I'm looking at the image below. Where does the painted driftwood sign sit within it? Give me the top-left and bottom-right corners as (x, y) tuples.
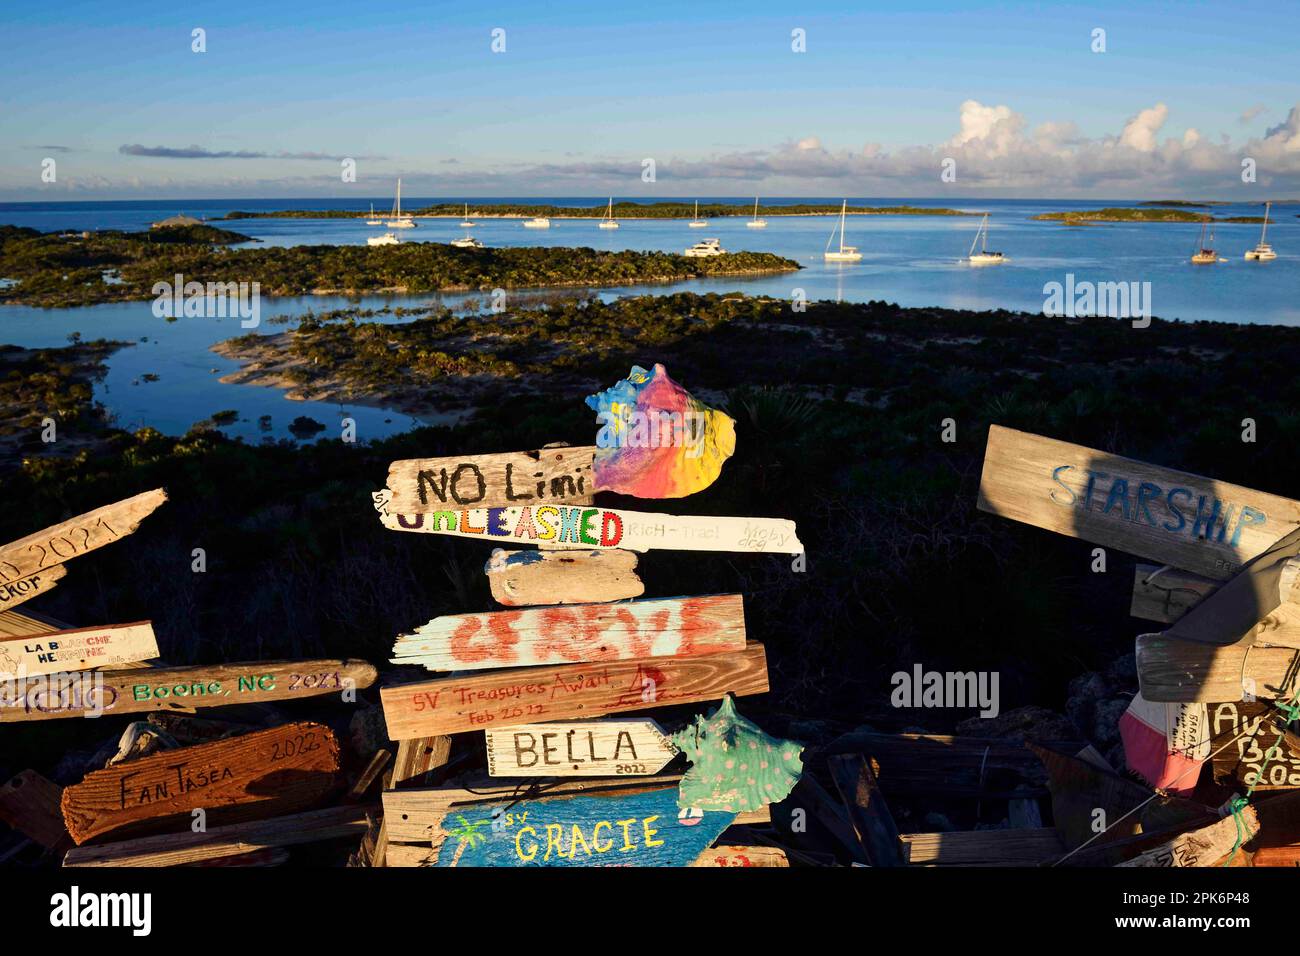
(484, 719), (679, 777)
(1116, 806), (1258, 867)
(485, 548), (644, 607)
(386, 445), (597, 512)
(0, 489), (167, 612)
(0, 622), (159, 679)
(1209, 701), (1300, 790)
(978, 426), (1300, 580)
(390, 594), (745, 671)
(428, 785), (734, 867)
(0, 658), (377, 722)
(1136, 633), (1300, 702)
(373, 489), (802, 555)
(61, 721), (341, 844)
(380, 642), (769, 740)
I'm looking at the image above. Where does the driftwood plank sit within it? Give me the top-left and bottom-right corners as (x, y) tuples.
(0, 608), (73, 638)
(386, 446), (598, 512)
(0, 770), (69, 849)
(978, 426), (1300, 580)
(373, 490), (803, 555)
(1131, 564), (1300, 647)
(0, 621), (159, 678)
(382, 773), (770, 844)
(900, 828), (1065, 866)
(1208, 701), (1300, 790)
(0, 489), (167, 612)
(486, 548), (644, 607)
(1136, 633), (1300, 702)
(391, 594), (746, 671)
(390, 736), (453, 788)
(0, 658), (377, 722)
(380, 642), (769, 740)
(61, 721), (341, 845)
(61, 804), (372, 867)
(828, 754), (904, 867)
(1117, 807), (1259, 867)
(484, 719), (679, 777)
(691, 845), (790, 867)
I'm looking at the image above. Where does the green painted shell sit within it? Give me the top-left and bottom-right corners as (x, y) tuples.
(670, 694), (804, 812)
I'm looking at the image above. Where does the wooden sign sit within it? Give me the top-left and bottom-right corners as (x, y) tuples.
(1117, 806), (1259, 867)
(1131, 564), (1300, 648)
(0, 489), (167, 612)
(978, 426), (1300, 580)
(484, 719), (679, 777)
(391, 594), (746, 671)
(61, 721), (341, 844)
(0, 770), (68, 849)
(0, 658), (377, 722)
(386, 446), (598, 512)
(380, 642), (769, 740)
(373, 489), (802, 555)
(1209, 701), (1300, 790)
(1136, 633), (1300, 702)
(0, 622), (159, 679)
(427, 785), (734, 867)
(693, 845), (790, 867)
(486, 548), (644, 606)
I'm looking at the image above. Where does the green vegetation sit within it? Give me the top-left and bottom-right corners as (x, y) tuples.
(1035, 207), (1216, 223)
(221, 201), (975, 220)
(0, 226), (799, 307)
(0, 339), (127, 460)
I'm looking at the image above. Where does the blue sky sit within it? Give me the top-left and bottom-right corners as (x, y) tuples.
(3, 0), (1299, 199)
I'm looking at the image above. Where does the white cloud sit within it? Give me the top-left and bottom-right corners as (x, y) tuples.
(796, 137), (822, 151)
(1118, 103), (1168, 152)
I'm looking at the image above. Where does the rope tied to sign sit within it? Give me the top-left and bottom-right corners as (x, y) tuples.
(1219, 691), (1300, 866)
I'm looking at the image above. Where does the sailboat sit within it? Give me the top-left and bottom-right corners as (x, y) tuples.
(459, 203), (476, 228)
(365, 203), (382, 226)
(599, 197), (619, 230)
(747, 196), (767, 228)
(824, 200), (862, 262)
(1244, 202), (1277, 261)
(689, 200), (708, 228)
(386, 179), (416, 229)
(967, 213), (1004, 264)
(1191, 218), (1221, 264)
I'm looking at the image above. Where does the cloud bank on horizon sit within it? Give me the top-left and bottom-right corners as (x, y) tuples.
(14, 98), (1300, 200)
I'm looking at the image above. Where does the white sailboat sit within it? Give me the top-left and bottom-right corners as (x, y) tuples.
(1244, 202), (1277, 261)
(747, 196), (767, 228)
(386, 179), (416, 229)
(1191, 218), (1221, 264)
(824, 200), (862, 262)
(689, 200), (708, 228)
(367, 232), (400, 246)
(365, 203), (382, 226)
(967, 213), (1004, 264)
(459, 203), (476, 228)
(599, 197), (619, 230)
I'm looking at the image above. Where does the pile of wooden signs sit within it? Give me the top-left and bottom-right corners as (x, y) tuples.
(372, 364), (808, 867)
(977, 424), (1300, 866)
(0, 494), (381, 866)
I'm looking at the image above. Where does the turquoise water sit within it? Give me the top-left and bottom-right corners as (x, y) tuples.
(1, 197), (1296, 442)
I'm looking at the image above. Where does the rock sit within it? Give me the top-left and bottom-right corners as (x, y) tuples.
(1105, 653), (1138, 689)
(1092, 698), (1130, 748)
(956, 705), (1076, 742)
(348, 705), (389, 761)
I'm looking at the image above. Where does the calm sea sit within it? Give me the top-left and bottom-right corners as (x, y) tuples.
(1, 197), (1295, 443)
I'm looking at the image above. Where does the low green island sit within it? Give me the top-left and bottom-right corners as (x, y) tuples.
(0, 225), (800, 308)
(1035, 207), (1268, 224)
(220, 201), (976, 220)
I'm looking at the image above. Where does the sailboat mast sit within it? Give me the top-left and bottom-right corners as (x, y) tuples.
(1262, 202), (1271, 243)
(840, 200), (847, 253)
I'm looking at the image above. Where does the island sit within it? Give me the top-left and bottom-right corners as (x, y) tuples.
(1034, 207), (1268, 224)
(219, 201), (976, 220)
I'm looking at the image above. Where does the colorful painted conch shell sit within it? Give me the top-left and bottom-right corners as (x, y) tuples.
(585, 364), (736, 499)
(670, 694), (804, 813)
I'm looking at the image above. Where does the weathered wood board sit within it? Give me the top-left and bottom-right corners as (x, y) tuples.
(0, 489), (167, 612)
(1116, 806), (1259, 867)
(426, 785), (734, 867)
(691, 845), (790, 867)
(380, 642), (769, 740)
(1131, 565), (1300, 648)
(978, 426), (1300, 580)
(61, 721), (341, 844)
(0, 658), (377, 722)
(381, 774), (771, 846)
(61, 804), (372, 867)
(0, 608), (73, 639)
(1136, 633), (1300, 702)
(391, 594), (746, 671)
(900, 828), (1065, 866)
(0, 770), (68, 849)
(486, 548), (644, 607)
(386, 446), (598, 512)
(484, 719), (679, 777)
(0, 621), (159, 678)
(1209, 701), (1300, 790)
(373, 489), (802, 555)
